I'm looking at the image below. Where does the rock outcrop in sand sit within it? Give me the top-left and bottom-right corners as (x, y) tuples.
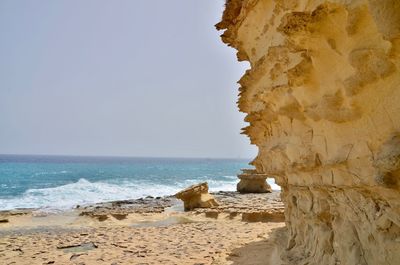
(175, 182), (219, 211)
(217, 0), (400, 264)
(237, 168), (272, 193)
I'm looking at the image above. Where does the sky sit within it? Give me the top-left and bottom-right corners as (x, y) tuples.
(0, 0), (257, 159)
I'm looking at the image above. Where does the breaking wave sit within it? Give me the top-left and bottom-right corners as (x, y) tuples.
(0, 177), (280, 211)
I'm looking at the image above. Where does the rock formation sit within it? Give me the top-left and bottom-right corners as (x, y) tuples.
(194, 191), (285, 222)
(78, 196), (175, 221)
(237, 168), (272, 193)
(175, 182), (219, 211)
(217, 0), (400, 264)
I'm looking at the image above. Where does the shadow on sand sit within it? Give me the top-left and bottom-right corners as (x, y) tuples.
(226, 226), (287, 265)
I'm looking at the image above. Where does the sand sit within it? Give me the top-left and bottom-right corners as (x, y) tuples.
(0, 192), (286, 265)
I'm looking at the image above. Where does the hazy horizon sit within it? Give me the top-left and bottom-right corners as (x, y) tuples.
(0, 153), (253, 160)
(0, 0), (257, 159)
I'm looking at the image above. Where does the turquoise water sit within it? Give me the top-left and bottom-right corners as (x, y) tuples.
(0, 155), (280, 211)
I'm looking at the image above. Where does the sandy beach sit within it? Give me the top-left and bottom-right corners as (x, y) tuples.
(0, 191), (285, 265)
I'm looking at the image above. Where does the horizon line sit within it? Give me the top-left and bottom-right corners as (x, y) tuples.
(0, 153), (254, 161)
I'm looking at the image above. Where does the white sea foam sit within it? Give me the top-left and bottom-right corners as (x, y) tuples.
(0, 177), (280, 211)
(267, 178), (281, 191)
(32, 170), (70, 177)
(0, 179), (178, 211)
(179, 176), (281, 192)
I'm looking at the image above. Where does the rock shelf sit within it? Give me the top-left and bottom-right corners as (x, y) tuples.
(237, 169), (272, 193)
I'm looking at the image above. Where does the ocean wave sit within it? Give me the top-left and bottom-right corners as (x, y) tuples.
(178, 177), (238, 191)
(178, 176), (280, 192)
(0, 178), (178, 211)
(32, 170), (70, 177)
(220, 175), (238, 180)
(0, 177), (280, 211)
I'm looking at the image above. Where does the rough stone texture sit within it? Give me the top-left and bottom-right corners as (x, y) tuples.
(237, 169), (272, 193)
(217, 0), (400, 264)
(175, 182), (219, 211)
(195, 191), (284, 222)
(79, 196), (176, 221)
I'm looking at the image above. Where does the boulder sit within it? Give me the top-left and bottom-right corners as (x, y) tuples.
(237, 169), (272, 193)
(175, 182), (219, 211)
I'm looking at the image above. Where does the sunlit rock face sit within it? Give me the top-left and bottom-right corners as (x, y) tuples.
(217, 0), (400, 264)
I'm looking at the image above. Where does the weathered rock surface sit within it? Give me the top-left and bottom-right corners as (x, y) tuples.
(237, 168), (272, 193)
(195, 191), (285, 222)
(72, 191), (284, 223)
(79, 196), (176, 221)
(217, 0), (400, 264)
(175, 182), (219, 211)
(70, 191), (285, 223)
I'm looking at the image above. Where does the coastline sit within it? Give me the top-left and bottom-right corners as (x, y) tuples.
(0, 191), (286, 264)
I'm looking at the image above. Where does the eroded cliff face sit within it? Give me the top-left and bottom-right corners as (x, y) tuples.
(217, 0), (400, 264)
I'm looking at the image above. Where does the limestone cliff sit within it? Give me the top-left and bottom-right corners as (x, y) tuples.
(217, 0), (400, 264)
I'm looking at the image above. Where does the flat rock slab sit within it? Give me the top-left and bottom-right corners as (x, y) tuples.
(237, 173), (270, 180)
(79, 196), (177, 220)
(76, 191), (283, 221)
(194, 191), (284, 222)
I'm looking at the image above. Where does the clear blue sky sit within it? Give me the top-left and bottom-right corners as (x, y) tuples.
(0, 0), (256, 158)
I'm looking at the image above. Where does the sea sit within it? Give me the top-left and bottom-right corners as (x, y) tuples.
(0, 155), (280, 212)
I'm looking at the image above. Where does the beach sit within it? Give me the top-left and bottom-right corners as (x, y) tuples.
(0, 191), (285, 265)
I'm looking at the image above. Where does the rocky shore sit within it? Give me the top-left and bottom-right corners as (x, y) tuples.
(0, 191), (285, 265)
